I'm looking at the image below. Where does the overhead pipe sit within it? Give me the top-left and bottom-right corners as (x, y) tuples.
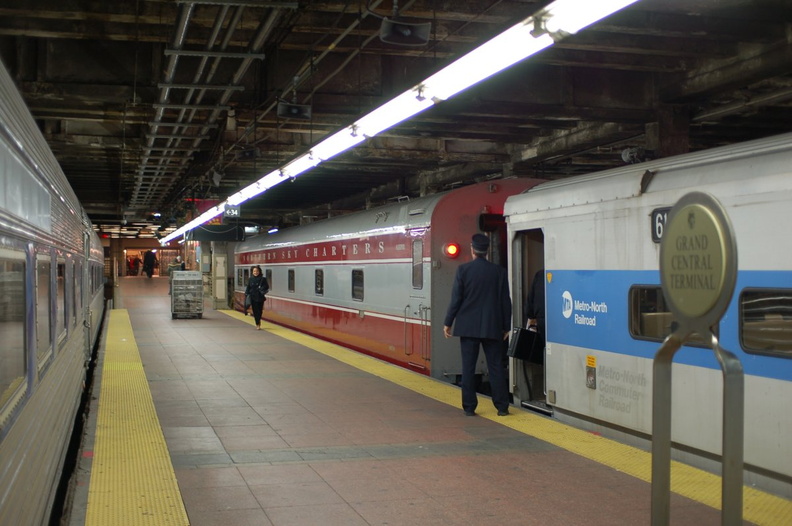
(227, 0), (392, 154)
(130, 2), (193, 209)
(155, 7), (288, 212)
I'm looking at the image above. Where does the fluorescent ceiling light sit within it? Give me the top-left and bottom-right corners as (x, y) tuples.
(311, 128), (366, 161)
(354, 89), (436, 137)
(422, 29), (554, 102)
(281, 154), (321, 179)
(161, 0), (641, 245)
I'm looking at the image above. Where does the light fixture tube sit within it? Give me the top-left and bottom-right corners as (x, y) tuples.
(161, 205), (224, 244)
(422, 25), (554, 102)
(354, 89), (435, 137)
(311, 127), (366, 161)
(280, 153), (320, 179)
(164, 0), (642, 243)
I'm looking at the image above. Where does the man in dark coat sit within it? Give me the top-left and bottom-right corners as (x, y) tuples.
(142, 250), (157, 278)
(525, 268), (545, 335)
(443, 233), (512, 416)
(523, 268), (546, 364)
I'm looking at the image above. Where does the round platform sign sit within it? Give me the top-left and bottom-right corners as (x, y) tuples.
(659, 192), (737, 324)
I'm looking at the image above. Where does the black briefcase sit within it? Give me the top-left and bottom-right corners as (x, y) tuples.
(507, 327), (544, 364)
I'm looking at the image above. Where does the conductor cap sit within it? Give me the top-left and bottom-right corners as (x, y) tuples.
(471, 233), (489, 252)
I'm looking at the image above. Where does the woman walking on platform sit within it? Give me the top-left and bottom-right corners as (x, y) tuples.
(245, 265), (269, 330)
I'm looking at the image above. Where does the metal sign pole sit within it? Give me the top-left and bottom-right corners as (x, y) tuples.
(712, 337), (744, 525)
(654, 192), (742, 525)
(650, 335), (681, 525)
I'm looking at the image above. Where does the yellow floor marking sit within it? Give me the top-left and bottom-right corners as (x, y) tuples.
(86, 309), (189, 526)
(224, 309), (791, 525)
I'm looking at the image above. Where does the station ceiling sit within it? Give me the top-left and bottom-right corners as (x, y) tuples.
(1, 0), (791, 239)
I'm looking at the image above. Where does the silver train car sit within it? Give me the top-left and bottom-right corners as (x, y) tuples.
(0, 59), (105, 524)
(234, 179), (541, 382)
(505, 133), (792, 495)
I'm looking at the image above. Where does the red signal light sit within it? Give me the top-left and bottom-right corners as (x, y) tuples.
(444, 242), (461, 258)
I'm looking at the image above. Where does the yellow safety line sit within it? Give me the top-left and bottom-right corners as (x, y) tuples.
(224, 309), (791, 526)
(86, 310), (189, 526)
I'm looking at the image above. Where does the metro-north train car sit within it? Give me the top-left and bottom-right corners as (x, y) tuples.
(234, 178), (542, 382)
(0, 59), (106, 524)
(505, 133), (792, 494)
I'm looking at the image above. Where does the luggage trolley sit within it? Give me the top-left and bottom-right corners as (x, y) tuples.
(170, 270), (203, 319)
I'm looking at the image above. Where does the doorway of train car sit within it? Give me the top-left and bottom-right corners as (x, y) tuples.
(472, 214), (510, 399)
(512, 228), (550, 414)
(405, 235), (430, 372)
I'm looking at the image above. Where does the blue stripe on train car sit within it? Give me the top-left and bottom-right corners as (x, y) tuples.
(545, 269), (792, 381)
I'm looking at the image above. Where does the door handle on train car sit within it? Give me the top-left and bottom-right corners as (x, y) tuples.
(419, 304), (430, 360)
(403, 305), (413, 355)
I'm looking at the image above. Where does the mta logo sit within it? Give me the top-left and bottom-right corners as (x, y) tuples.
(562, 291), (573, 319)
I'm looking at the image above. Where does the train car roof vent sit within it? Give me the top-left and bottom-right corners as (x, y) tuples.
(408, 208), (426, 216)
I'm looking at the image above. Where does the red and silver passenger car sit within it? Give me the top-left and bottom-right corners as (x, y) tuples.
(234, 179), (541, 382)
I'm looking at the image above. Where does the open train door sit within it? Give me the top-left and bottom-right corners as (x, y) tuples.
(511, 228), (552, 415)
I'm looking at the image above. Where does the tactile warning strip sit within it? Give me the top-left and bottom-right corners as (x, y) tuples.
(86, 309), (189, 526)
(224, 309), (792, 526)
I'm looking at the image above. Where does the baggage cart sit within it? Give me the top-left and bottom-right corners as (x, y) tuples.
(170, 270), (203, 319)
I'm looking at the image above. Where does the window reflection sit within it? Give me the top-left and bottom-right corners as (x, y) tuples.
(37, 258), (51, 363)
(56, 261), (65, 339)
(412, 240), (423, 290)
(630, 286), (673, 340)
(315, 269), (324, 296)
(352, 269), (364, 301)
(741, 288), (792, 356)
(0, 255), (25, 411)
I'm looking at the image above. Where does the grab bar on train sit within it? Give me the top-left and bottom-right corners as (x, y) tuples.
(419, 304), (430, 360)
(403, 305), (413, 355)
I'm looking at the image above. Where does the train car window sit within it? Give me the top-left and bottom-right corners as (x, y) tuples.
(71, 261), (77, 329)
(288, 269), (295, 292)
(412, 240), (423, 290)
(352, 269), (364, 301)
(36, 257), (52, 365)
(0, 253), (26, 414)
(265, 269), (272, 291)
(103, 254), (111, 282)
(629, 286), (673, 341)
(237, 267), (244, 289)
(629, 285), (707, 345)
(740, 288), (792, 357)
(56, 260), (66, 342)
(243, 267), (250, 287)
(75, 260), (82, 321)
(315, 269), (324, 296)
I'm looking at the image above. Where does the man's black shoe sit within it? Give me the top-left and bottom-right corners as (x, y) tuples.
(464, 411), (476, 416)
(497, 409), (509, 416)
